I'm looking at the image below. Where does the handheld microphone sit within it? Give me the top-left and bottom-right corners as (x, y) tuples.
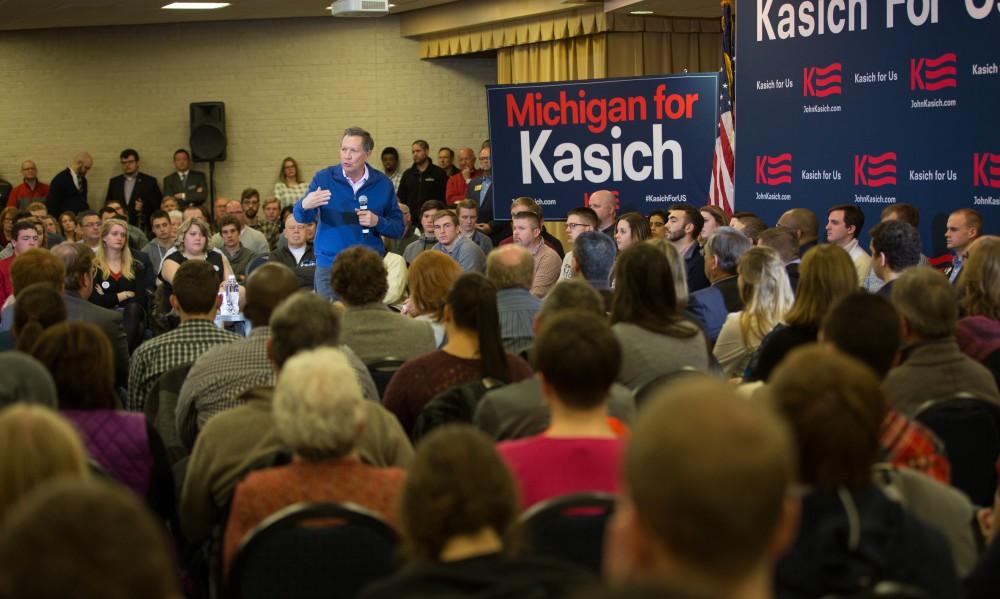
(359, 195), (369, 237)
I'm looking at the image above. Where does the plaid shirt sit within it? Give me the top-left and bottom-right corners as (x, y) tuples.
(250, 219), (281, 252)
(880, 409), (951, 484)
(128, 319), (240, 412)
(175, 326), (274, 441)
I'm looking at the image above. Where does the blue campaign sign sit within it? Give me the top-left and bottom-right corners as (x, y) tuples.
(486, 73), (719, 220)
(735, 0), (1000, 255)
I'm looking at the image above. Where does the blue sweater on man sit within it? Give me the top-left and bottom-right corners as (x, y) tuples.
(293, 164), (404, 268)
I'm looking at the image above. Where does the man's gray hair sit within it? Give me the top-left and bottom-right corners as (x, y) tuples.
(706, 226), (752, 273)
(891, 266), (958, 339)
(573, 231), (616, 285)
(537, 280), (606, 324)
(343, 126), (374, 153)
(269, 291), (342, 369)
(274, 347), (365, 460)
(486, 245), (533, 290)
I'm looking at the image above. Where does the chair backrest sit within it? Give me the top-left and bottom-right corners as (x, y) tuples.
(410, 377), (504, 443)
(914, 393), (1000, 507)
(144, 361), (194, 464)
(517, 491), (615, 575)
(230, 501), (399, 599)
(366, 357), (405, 401)
(633, 367), (702, 408)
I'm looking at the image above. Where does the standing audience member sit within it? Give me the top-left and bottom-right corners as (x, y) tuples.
(333, 246), (436, 363)
(683, 226), (751, 344)
(611, 243), (708, 390)
(381, 147), (402, 192)
(128, 260), (241, 412)
(714, 246), (793, 379)
(486, 245), (541, 356)
(105, 148), (162, 230)
(498, 311), (625, 507)
(7, 160), (49, 210)
(404, 250), (462, 347)
(613, 212), (652, 252)
(437, 147), (459, 178)
(746, 244), (856, 382)
(445, 147), (480, 204)
(31, 322), (175, 525)
(383, 274), (533, 435)
(464, 144), (495, 237)
(274, 157), (310, 208)
(665, 203), (710, 292)
(91, 219), (149, 353)
(946, 207), (983, 284)
(957, 236), (1000, 387)
(884, 266), (1000, 415)
(223, 347), (407, 576)
(162, 148), (207, 208)
(360, 426), (590, 599)
(397, 140), (448, 218)
(46, 152), (93, 217)
(769, 346), (961, 599)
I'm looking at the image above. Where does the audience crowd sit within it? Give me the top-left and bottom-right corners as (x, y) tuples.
(1, 141), (998, 599)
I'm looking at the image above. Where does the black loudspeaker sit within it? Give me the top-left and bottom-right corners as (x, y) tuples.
(190, 102), (227, 162)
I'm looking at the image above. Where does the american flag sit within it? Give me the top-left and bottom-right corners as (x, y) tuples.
(708, 0), (735, 216)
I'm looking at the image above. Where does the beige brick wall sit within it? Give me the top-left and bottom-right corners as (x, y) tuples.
(0, 16), (496, 204)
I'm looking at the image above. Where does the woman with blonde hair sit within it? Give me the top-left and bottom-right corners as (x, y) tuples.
(645, 237), (690, 308)
(92, 218), (149, 352)
(714, 245), (794, 378)
(405, 250), (463, 347)
(957, 236), (1000, 386)
(158, 217), (234, 321)
(747, 243), (857, 381)
(274, 156), (310, 208)
(0, 404), (90, 517)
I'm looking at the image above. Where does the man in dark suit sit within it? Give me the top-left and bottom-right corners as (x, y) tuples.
(106, 149), (162, 232)
(684, 226), (750, 345)
(465, 143), (497, 243)
(46, 151), (93, 217)
(398, 139), (448, 219)
(162, 149), (208, 209)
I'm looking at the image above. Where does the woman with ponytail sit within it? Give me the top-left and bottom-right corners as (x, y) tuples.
(8, 282), (67, 352)
(383, 273), (533, 435)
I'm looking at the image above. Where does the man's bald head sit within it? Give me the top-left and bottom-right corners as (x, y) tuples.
(486, 244), (533, 290)
(243, 263), (301, 327)
(71, 152), (93, 176)
(588, 190), (617, 229)
(778, 208), (818, 245)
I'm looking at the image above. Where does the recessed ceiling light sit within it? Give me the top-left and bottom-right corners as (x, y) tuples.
(162, 2), (231, 9)
(629, 10), (654, 15)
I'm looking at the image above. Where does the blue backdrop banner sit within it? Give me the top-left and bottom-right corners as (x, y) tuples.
(735, 0), (1000, 255)
(486, 73), (719, 220)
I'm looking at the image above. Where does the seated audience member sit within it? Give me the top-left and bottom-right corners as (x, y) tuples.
(512, 211), (561, 297)
(223, 347), (407, 575)
(758, 226), (801, 291)
(75, 210), (102, 252)
(778, 207), (820, 257)
(826, 203), (872, 284)
(209, 199), (269, 257)
(822, 292), (950, 482)
(384, 201), (419, 257)
(611, 243), (708, 390)
(714, 246), (793, 379)
(267, 212), (316, 289)
(404, 250), (462, 347)
(497, 311), (625, 508)
(100, 200), (148, 250)
(216, 215), (256, 284)
(869, 219), (922, 298)
(128, 260), (241, 412)
(769, 346), (962, 599)
(698, 204), (728, 244)
(604, 378), (797, 598)
(571, 230), (616, 308)
(646, 239), (691, 312)
(486, 245), (541, 355)
(0, 247), (63, 330)
(4, 281), (66, 357)
(665, 203), (710, 292)
(58, 211), (77, 241)
(731, 213), (767, 244)
(253, 196), (282, 251)
(333, 246), (436, 363)
(360, 426), (590, 599)
(176, 263), (300, 439)
(159, 218), (234, 318)
(0, 404), (90, 517)
(863, 203), (928, 292)
(383, 274), (533, 435)
(240, 188), (279, 251)
(956, 236), (1000, 387)
(560, 207), (598, 280)
(432, 209), (486, 273)
(647, 210), (667, 238)
(180, 291), (405, 544)
(404, 200), (445, 264)
(0, 220), (42, 309)
(31, 322), (175, 525)
(614, 212), (652, 252)
(0, 479), (182, 599)
(588, 189), (617, 237)
(49, 244), (130, 389)
(683, 226), (751, 344)
(383, 250), (408, 305)
(497, 197), (565, 258)
(946, 207), (982, 284)
(142, 210), (175, 270)
(0, 350), (58, 407)
(476, 280), (635, 441)
(91, 218), (150, 353)
(885, 267), (1000, 414)
(746, 244), (857, 382)
(456, 199), (494, 255)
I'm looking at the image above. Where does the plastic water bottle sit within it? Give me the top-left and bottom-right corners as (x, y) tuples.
(223, 275), (239, 315)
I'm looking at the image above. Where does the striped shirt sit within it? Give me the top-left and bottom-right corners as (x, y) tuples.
(496, 288), (541, 355)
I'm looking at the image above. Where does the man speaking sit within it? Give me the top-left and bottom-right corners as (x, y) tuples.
(294, 126), (403, 299)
